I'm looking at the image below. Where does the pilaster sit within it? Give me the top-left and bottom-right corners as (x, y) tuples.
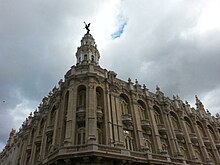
(87, 83), (97, 144)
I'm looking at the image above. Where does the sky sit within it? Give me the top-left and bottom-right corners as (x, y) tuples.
(0, 0), (220, 151)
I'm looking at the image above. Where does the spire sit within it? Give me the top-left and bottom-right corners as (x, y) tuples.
(195, 95), (205, 111)
(75, 23), (100, 65)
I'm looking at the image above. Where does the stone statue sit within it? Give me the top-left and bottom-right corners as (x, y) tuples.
(84, 21), (90, 33)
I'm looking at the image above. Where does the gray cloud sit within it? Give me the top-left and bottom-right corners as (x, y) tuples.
(1, 0), (220, 150)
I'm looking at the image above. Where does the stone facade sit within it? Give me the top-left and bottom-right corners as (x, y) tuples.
(1, 31), (220, 165)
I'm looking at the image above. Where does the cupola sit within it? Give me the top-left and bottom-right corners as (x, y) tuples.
(75, 23), (100, 65)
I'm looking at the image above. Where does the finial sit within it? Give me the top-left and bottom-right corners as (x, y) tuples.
(135, 79), (138, 84)
(128, 77), (131, 83)
(84, 22), (91, 34)
(176, 95), (180, 100)
(156, 85), (160, 91)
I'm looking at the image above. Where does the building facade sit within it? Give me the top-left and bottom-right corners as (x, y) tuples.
(1, 30), (220, 165)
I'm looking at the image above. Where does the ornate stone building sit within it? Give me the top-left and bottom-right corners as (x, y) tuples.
(1, 29), (220, 165)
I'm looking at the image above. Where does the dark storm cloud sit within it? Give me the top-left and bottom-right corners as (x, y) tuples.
(103, 0), (220, 113)
(0, 0), (104, 149)
(1, 0), (220, 151)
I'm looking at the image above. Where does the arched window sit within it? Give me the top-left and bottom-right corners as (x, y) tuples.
(197, 122), (206, 137)
(84, 54), (87, 61)
(97, 128), (103, 144)
(92, 55), (94, 61)
(38, 119), (44, 135)
(137, 100), (147, 121)
(170, 112), (180, 130)
(30, 129), (35, 144)
(153, 106), (162, 124)
(208, 125), (216, 141)
(120, 95), (130, 115)
(77, 86), (86, 108)
(96, 87), (103, 108)
(50, 107), (56, 126)
(124, 130), (133, 150)
(143, 139), (152, 152)
(45, 135), (53, 155)
(184, 117), (194, 133)
(76, 128), (85, 145)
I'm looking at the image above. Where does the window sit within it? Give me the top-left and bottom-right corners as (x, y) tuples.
(78, 89), (86, 107)
(84, 54), (87, 61)
(92, 55), (94, 61)
(38, 119), (44, 135)
(124, 130), (134, 150)
(154, 111), (161, 124)
(76, 128), (85, 145)
(50, 107), (56, 126)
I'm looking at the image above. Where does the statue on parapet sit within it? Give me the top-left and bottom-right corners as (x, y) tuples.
(84, 21), (90, 33)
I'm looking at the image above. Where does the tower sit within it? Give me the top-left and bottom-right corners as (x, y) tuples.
(76, 32), (100, 65)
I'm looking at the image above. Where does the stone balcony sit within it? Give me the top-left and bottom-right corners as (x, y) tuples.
(97, 106), (103, 123)
(157, 124), (167, 135)
(189, 133), (198, 143)
(174, 129), (184, 139)
(46, 125), (54, 136)
(202, 137), (211, 146)
(76, 106), (86, 122)
(26, 144), (32, 153)
(215, 141), (220, 149)
(34, 135), (42, 145)
(122, 114), (133, 126)
(141, 119), (151, 130)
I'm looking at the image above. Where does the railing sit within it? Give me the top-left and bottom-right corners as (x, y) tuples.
(141, 119), (151, 130)
(34, 135), (42, 145)
(121, 114), (132, 125)
(157, 124), (167, 134)
(174, 129), (184, 139)
(46, 125), (54, 135)
(189, 133), (198, 143)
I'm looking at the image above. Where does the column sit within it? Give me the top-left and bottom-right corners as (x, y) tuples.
(115, 96), (124, 145)
(64, 88), (74, 145)
(193, 121), (209, 162)
(148, 104), (162, 153)
(164, 112), (179, 156)
(179, 117), (196, 160)
(87, 83), (97, 144)
(106, 92), (114, 146)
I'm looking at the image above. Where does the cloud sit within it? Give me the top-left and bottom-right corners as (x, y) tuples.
(111, 15), (128, 39)
(1, 0), (220, 151)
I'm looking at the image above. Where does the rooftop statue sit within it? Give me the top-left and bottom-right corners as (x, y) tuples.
(84, 21), (90, 34)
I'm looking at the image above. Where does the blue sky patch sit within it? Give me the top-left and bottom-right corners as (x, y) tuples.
(111, 21), (127, 39)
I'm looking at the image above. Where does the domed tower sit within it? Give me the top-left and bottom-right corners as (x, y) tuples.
(75, 31), (100, 65)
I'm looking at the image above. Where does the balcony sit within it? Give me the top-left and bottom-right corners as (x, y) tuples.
(174, 129), (184, 139)
(157, 124), (167, 135)
(34, 135), (42, 145)
(122, 114), (133, 126)
(26, 144), (32, 153)
(97, 106), (103, 123)
(76, 106), (86, 122)
(141, 119), (151, 130)
(215, 141), (220, 149)
(189, 133), (198, 143)
(202, 137), (211, 146)
(46, 125), (54, 136)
